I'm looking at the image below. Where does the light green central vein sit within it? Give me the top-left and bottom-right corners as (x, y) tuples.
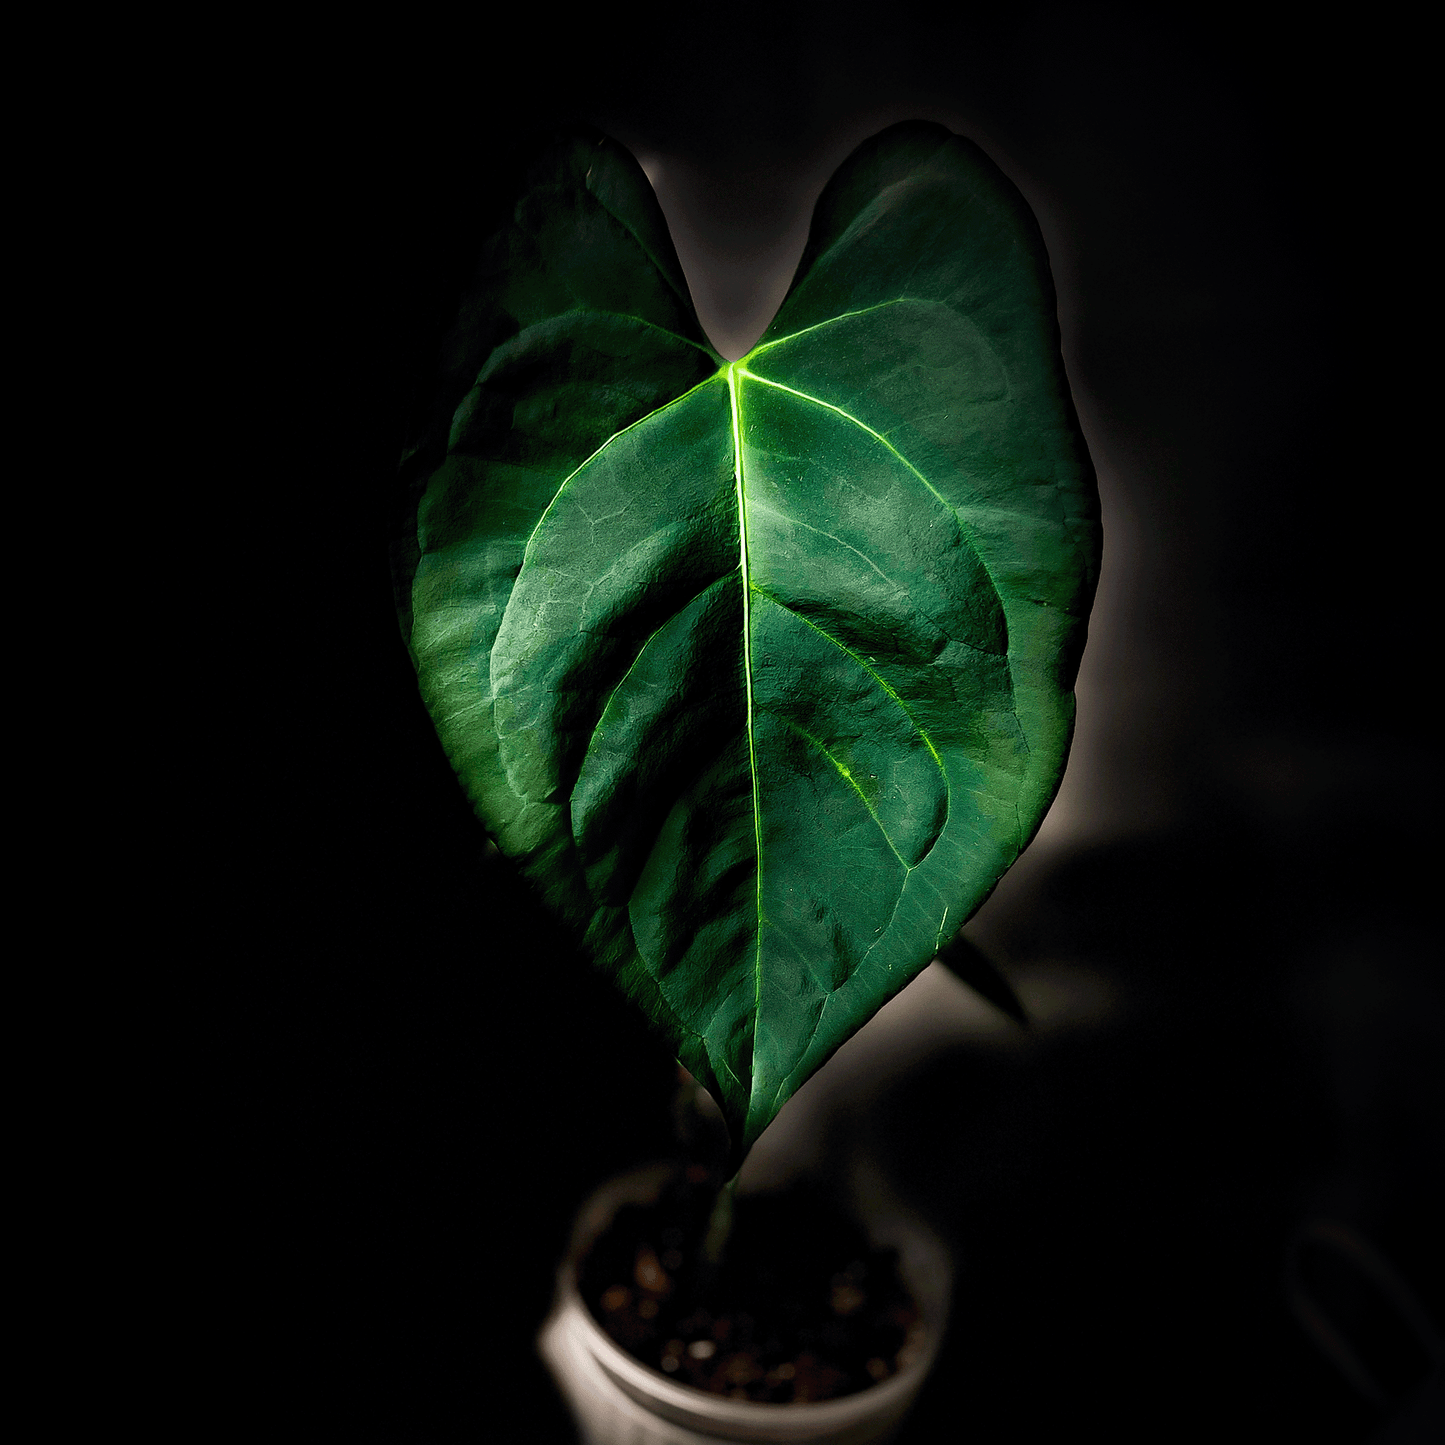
(738, 369), (960, 523)
(728, 361), (765, 1119)
(781, 719), (911, 870)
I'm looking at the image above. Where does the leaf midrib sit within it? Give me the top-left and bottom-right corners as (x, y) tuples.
(727, 360), (766, 1125)
(501, 304), (976, 1134)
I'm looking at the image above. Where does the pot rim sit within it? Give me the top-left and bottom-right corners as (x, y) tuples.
(555, 1161), (951, 1430)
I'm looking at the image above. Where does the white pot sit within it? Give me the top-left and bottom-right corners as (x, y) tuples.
(538, 1163), (952, 1445)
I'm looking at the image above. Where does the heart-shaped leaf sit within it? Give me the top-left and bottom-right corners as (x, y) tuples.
(397, 121), (1099, 1164)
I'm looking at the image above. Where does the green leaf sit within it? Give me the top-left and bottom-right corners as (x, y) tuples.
(398, 122), (1099, 1164)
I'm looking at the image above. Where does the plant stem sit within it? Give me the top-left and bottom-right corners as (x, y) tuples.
(699, 1172), (738, 1275)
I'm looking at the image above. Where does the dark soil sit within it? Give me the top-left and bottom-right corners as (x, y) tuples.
(578, 1168), (925, 1404)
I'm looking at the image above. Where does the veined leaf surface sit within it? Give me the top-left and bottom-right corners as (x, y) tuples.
(398, 121), (1100, 1160)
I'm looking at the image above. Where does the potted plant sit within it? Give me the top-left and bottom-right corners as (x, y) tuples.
(392, 117), (1099, 1442)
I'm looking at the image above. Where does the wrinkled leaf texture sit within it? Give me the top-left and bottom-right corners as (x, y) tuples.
(397, 121), (1099, 1163)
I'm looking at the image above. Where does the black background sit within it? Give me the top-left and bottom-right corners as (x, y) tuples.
(231, 6), (1439, 1440)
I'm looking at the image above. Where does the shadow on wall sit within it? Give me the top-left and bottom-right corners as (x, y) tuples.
(743, 805), (1440, 1440)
